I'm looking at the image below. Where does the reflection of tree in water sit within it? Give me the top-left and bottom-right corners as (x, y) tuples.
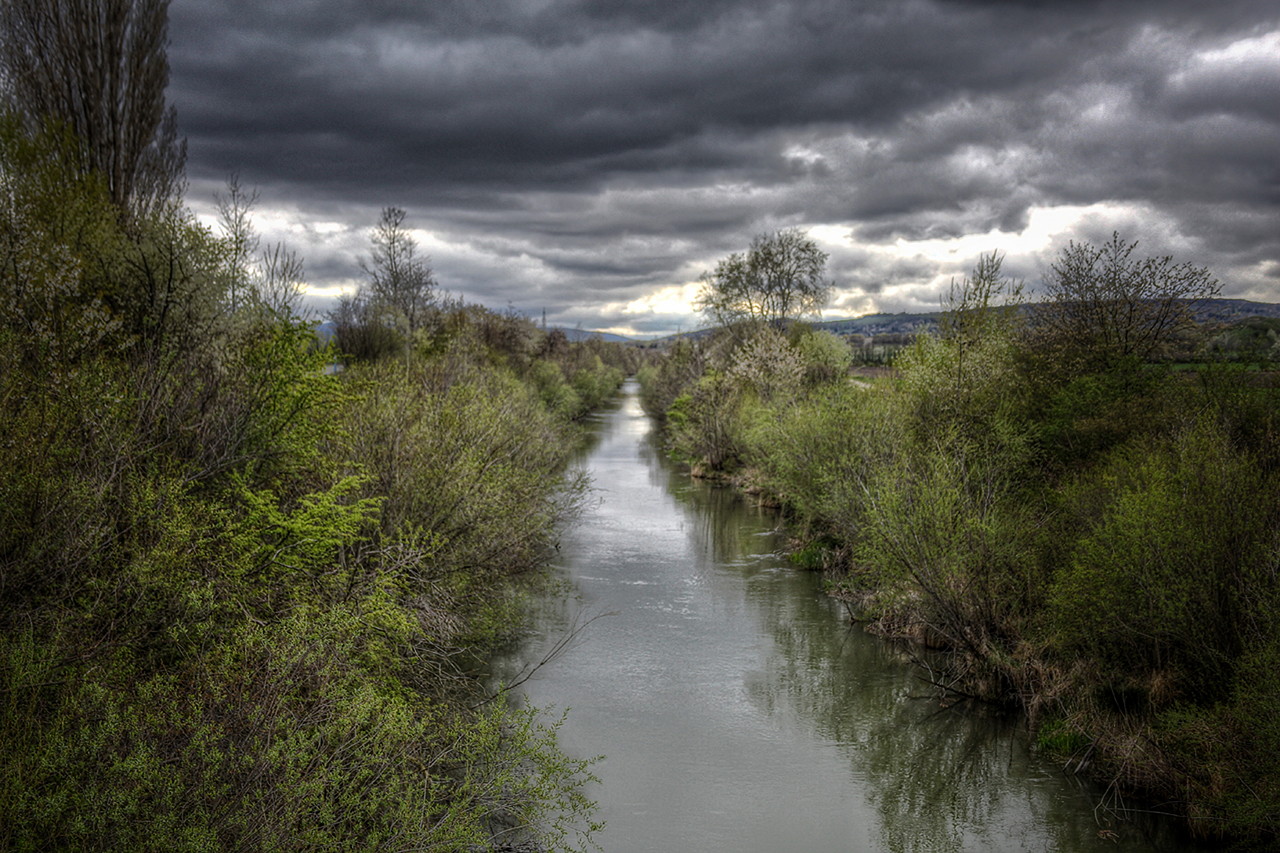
(481, 584), (579, 703)
(657, 464), (1196, 851)
(569, 393), (629, 462)
(743, 591), (1197, 852)
(664, 467), (785, 568)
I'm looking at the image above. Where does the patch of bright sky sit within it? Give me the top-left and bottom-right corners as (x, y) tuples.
(890, 204), (1105, 262)
(784, 144), (826, 166)
(1189, 29), (1280, 69)
(621, 282), (703, 318)
(312, 221), (350, 235)
(817, 202), (1156, 314)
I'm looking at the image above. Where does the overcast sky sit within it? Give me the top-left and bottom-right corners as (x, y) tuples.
(168, 0), (1279, 337)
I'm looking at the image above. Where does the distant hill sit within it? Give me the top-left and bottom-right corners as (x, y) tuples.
(315, 319), (337, 348)
(321, 300), (1280, 351)
(643, 299), (1280, 346)
(1190, 298), (1280, 324)
(810, 299), (1280, 337)
(641, 312), (941, 345)
(812, 312), (941, 337)
(551, 327), (635, 343)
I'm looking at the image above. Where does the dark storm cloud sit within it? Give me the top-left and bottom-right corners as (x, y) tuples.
(168, 0), (1279, 334)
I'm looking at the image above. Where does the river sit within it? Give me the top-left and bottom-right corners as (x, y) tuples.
(487, 379), (1202, 853)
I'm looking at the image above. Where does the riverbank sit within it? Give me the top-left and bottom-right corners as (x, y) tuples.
(637, 304), (1280, 848)
(0, 298), (634, 850)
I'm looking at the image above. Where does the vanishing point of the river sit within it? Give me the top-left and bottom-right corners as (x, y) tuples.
(488, 380), (1202, 853)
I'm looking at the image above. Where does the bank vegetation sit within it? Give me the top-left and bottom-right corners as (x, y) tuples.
(0, 105), (643, 852)
(640, 236), (1280, 848)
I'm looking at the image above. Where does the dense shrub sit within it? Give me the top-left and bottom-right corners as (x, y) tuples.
(793, 327), (852, 387)
(1049, 420), (1273, 701)
(0, 187), (604, 851)
(746, 383), (901, 547)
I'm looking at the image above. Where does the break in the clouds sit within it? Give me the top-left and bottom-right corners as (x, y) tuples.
(169, 0), (1279, 336)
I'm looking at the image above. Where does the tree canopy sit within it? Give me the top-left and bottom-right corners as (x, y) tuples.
(1030, 232), (1221, 373)
(696, 227), (831, 329)
(0, 0), (185, 219)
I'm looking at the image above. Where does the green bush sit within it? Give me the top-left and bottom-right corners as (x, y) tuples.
(856, 425), (1040, 665)
(0, 313), (601, 850)
(0, 616), (600, 852)
(665, 371), (742, 472)
(793, 328), (852, 387)
(1049, 419), (1272, 701)
(341, 358), (586, 578)
(746, 382), (902, 546)
(637, 337), (706, 422)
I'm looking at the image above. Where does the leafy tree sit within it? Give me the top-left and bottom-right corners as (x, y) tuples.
(329, 207), (438, 363)
(793, 328), (852, 387)
(1049, 420), (1270, 701)
(696, 227), (830, 330)
(636, 336), (708, 422)
(0, 0), (186, 219)
(0, 112), (125, 369)
(902, 250), (1027, 441)
(938, 251), (1024, 348)
(728, 324), (803, 401)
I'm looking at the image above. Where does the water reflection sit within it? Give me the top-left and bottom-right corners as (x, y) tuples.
(489, 381), (1202, 853)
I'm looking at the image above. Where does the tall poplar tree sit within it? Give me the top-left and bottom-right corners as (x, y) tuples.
(0, 0), (185, 219)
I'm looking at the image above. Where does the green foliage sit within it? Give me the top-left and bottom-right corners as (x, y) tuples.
(0, 112), (228, 365)
(530, 357), (584, 419)
(0, 30), (610, 851)
(1035, 717), (1090, 758)
(0, 139), (605, 849)
(340, 358), (587, 585)
(746, 382), (902, 548)
(0, 328), (604, 850)
(789, 536), (842, 572)
(857, 426), (1041, 664)
(1219, 639), (1280, 840)
(526, 353), (624, 421)
(0, 619), (601, 852)
(793, 328), (852, 387)
(569, 355), (624, 412)
(695, 227), (831, 329)
(897, 251), (1027, 446)
(637, 337), (706, 422)
(728, 324), (803, 402)
(1049, 420), (1272, 701)
(665, 371), (742, 472)
(1208, 316), (1280, 364)
(669, 242), (1279, 845)
(1031, 357), (1168, 470)
(0, 114), (128, 370)
(1197, 362), (1280, 474)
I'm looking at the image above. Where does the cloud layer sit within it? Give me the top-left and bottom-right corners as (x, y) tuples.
(169, 0), (1279, 335)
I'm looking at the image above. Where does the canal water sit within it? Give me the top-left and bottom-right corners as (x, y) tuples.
(487, 380), (1201, 853)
